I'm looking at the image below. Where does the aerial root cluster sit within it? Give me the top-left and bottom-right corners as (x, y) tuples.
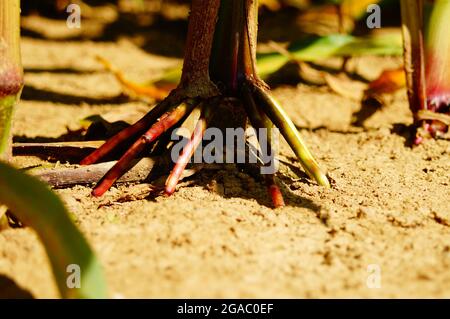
(81, 80), (330, 208)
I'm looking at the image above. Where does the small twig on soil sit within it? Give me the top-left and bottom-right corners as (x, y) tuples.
(31, 157), (158, 188)
(31, 157), (221, 189)
(13, 141), (104, 162)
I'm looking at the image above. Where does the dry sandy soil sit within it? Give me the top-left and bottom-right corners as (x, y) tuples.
(0, 3), (449, 298)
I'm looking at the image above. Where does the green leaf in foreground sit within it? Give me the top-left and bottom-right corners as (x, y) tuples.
(0, 161), (107, 298)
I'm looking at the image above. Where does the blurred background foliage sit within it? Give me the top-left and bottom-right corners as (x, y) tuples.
(20, 0), (401, 36)
(18, 0), (406, 124)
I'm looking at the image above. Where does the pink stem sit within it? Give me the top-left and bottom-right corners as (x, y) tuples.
(81, 97), (179, 165)
(92, 104), (194, 197)
(265, 175), (285, 208)
(165, 108), (210, 195)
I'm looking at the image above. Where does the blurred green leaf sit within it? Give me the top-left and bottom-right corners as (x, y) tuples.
(153, 33), (403, 88)
(0, 161), (107, 298)
(256, 33), (403, 78)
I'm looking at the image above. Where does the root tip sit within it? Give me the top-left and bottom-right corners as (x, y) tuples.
(267, 183), (285, 208)
(91, 187), (106, 197)
(315, 173), (331, 188)
(164, 187), (175, 196)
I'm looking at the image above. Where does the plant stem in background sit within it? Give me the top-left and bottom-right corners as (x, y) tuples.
(0, 0), (23, 160)
(425, 0), (450, 102)
(423, 0), (450, 137)
(401, 0), (450, 143)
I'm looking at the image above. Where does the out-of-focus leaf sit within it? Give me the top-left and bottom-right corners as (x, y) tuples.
(324, 0), (387, 19)
(323, 67), (406, 106)
(260, 0), (282, 11)
(0, 205), (8, 229)
(335, 32), (403, 56)
(97, 55), (169, 101)
(257, 33), (403, 78)
(298, 0), (383, 35)
(103, 33), (402, 101)
(325, 74), (365, 101)
(298, 4), (355, 35)
(341, 0), (382, 19)
(80, 115), (130, 140)
(425, 0), (450, 97)
(0, 161), (107, 298)
(365, 67), (406, 97)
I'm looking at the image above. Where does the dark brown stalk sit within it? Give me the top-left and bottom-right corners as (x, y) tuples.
(179, 0), (221, 98)
(210, 0), (260, 91)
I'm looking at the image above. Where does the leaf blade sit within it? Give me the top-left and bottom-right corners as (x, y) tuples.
(0, 161), (107, 298)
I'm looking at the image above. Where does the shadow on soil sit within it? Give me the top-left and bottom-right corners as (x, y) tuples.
(0, 274), (34, 299)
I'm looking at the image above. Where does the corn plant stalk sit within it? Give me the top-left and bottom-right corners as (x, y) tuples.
(82, 0), (330, 207)
(0, 0), (23, 160)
